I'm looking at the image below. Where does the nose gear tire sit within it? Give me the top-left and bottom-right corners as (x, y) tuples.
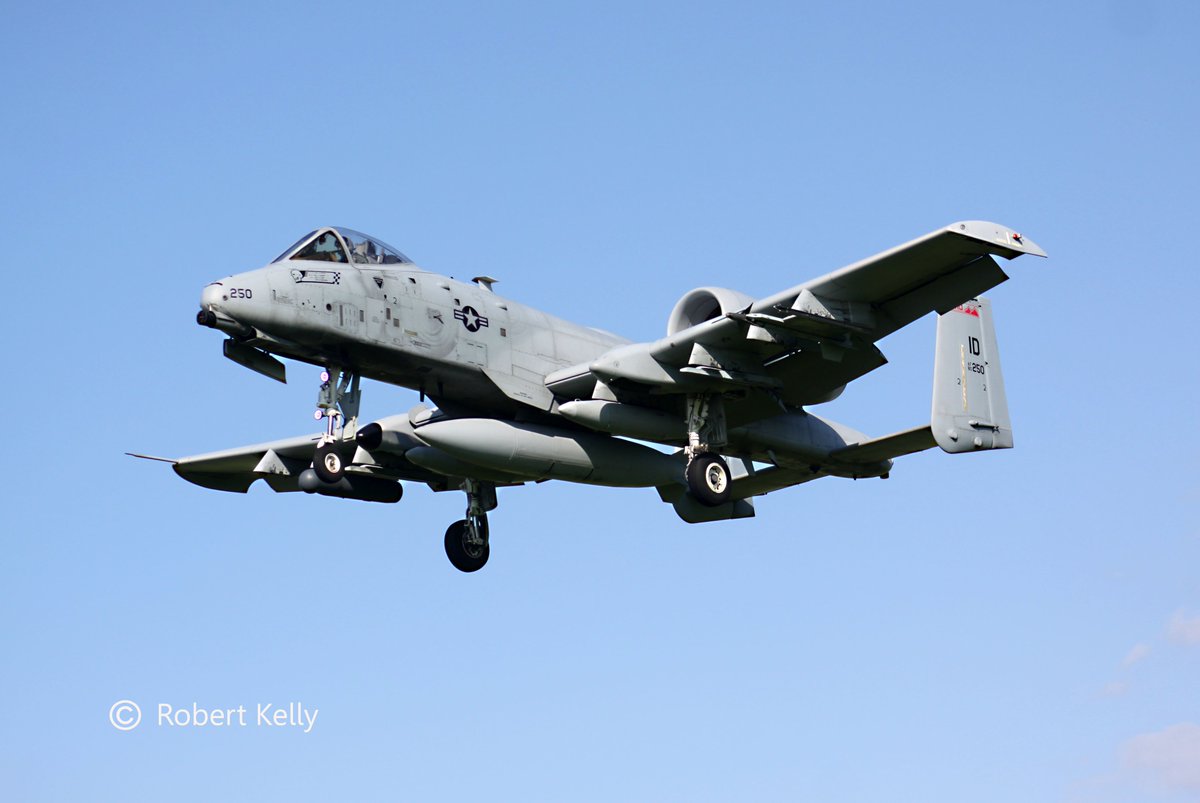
(445, 520), (490, 573)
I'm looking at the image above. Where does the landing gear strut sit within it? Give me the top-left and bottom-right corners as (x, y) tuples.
(311, 367), (360, 483)
(684, 394), (732, 507)
(444, 479), (497, 573)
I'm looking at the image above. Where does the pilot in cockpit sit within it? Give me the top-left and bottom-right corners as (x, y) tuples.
(351, 238), (378, 264)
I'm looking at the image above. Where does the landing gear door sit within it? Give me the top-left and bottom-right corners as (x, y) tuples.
(334, 300), (364, 338)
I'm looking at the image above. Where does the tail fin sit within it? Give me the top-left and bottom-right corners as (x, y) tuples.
(931, 297), (1013, 453)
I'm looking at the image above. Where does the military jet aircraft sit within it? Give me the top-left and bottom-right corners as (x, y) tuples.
(131, 222), (1044, 571)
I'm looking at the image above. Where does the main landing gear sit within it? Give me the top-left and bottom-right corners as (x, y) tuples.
(311, 367), (361, 483)
(684, 394), (732, 507)
(444, 480), (497, 573)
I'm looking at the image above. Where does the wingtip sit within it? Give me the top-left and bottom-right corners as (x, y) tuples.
(948, 220), (1047, 258)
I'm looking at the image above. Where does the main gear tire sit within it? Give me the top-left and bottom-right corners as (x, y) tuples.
(686, 452), (732, 507)
(313, 442), (346, 483)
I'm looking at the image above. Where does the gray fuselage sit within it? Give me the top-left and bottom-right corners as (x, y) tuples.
(204, 258), (626, 417)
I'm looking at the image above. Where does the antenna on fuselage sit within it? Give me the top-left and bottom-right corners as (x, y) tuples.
(472, 276), (499, 292)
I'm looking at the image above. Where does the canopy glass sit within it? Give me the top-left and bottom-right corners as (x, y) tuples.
(272, 227), (412, 265)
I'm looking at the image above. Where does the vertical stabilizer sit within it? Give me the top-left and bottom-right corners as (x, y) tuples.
(931, 297), (1013, 453)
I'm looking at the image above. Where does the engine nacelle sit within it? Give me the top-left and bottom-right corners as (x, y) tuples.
(667, 287), (756, 336)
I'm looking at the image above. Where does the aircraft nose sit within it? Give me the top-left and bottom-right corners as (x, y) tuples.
(201, 282), (224, 310)
(196, 281), (253, 336)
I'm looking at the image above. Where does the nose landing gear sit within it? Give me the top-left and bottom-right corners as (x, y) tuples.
(444, 479), (497, 573)
(304, 369), (499, 574)
(311, 368), (361, 483)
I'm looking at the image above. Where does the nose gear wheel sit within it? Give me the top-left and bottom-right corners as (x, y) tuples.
(443, 479), (497, 572)
(310, 367), (360, 483)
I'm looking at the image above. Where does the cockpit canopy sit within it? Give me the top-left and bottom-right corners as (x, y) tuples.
(272, 227), (412, 266)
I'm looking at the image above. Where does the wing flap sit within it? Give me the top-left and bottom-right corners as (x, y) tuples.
(878, 254), (1009, 328)
(729, 309), (873, 339)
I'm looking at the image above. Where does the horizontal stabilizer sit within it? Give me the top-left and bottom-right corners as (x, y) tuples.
(829, 425), (937, 464)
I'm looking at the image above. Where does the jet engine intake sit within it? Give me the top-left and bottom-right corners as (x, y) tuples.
(667, 287), (756, 336)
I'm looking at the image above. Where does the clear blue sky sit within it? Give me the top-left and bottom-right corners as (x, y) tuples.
(3, 1), (1198, 801)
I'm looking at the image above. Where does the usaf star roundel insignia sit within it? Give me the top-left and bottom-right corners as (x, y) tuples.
(454, 305), (489, 332)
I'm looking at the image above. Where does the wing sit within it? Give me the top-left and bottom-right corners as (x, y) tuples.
(546, 221), (1044, 420)
(128, 431), (446, 494)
